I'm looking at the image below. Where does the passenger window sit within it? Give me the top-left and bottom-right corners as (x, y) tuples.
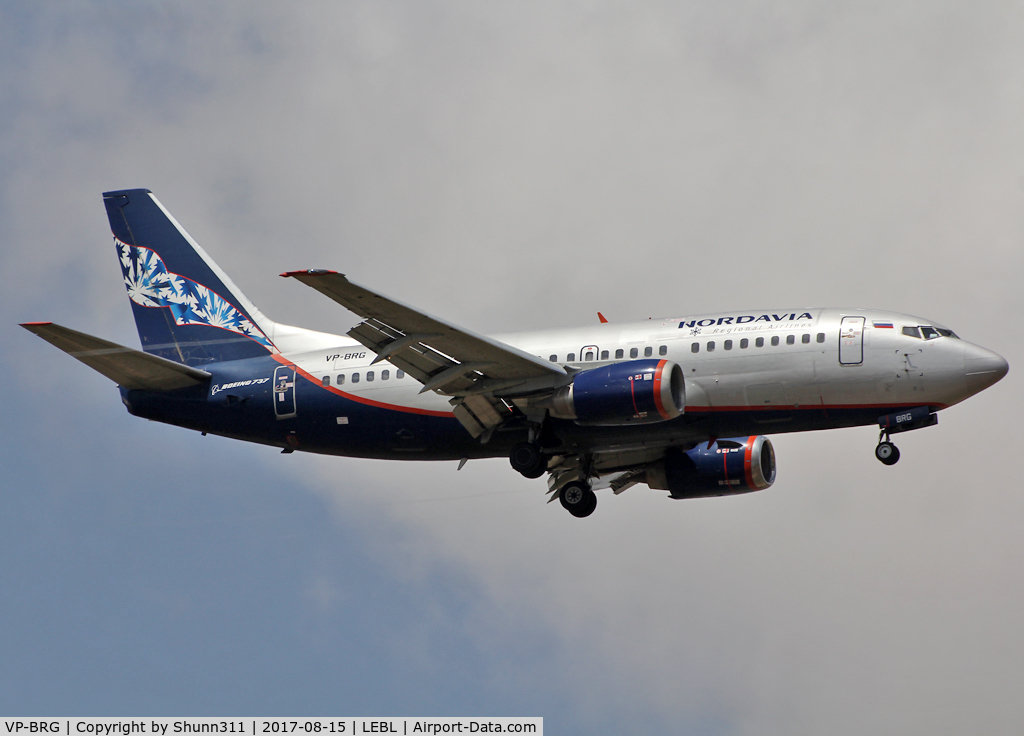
(644, 346), (653, 357)
(396, 370), (404, 379)
(549, 354), (557, 362)
(786, 335), (795, 345)
(630, 348), (638, 359)
(601, 350), (609, 360)
(567, 353), (576, 362)
(707, 341), (715, 352)
(724, 340), (733, 350)
(584, 351), (595, 361)
(615, 349), (624, 359)
(771, 336), (779, 346)
(756, 337), (764, 348)
(740, 338), (749, 349)
(920, 326), (939, 340)
(802, 334), (810, 344)
(691, 343), (699, 353)
(322, 376), (330, 387)
(659, 345), (667, 356)
(352, 373), (360, 383)
(816, 333), (825, 343)
(366, 371), (374, 382)
(337, 374), (345, 385)
(382, 369), (390, 380)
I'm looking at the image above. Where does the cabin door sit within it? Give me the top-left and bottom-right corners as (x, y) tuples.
(839, 316), (865, 365)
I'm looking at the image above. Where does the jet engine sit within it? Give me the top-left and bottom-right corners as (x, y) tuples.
(546, 359), (685, 425)
(646, 435), (776, 499)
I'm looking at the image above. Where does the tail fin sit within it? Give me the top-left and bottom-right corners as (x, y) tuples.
(103, 189), (277, 366)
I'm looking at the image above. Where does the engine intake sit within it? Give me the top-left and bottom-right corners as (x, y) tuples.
(548, 359), (685, 425)
(646, 435), (776, 499)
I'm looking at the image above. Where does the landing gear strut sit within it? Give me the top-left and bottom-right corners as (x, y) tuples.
(875, 430), (900, 466)
(510, 442), (546, 478)
(559, 481), (597, 518)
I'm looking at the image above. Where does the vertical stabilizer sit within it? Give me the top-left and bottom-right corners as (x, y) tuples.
(103, 189), (277, 366)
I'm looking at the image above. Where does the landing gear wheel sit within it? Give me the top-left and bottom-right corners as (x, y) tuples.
(510, 442), (546, 478)
(875, 441), (900, 465)
(559, 481), (597, 518)
(580, 490), (597, 517)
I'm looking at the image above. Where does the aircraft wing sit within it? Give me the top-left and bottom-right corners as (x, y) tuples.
(21, 322), (211, 391)
(282, 270), (568, 437)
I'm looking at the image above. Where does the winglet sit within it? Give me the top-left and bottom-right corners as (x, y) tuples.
(280, 269), (339, 278)
(597, 312), (608, 324)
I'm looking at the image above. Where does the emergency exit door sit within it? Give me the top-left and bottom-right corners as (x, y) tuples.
(839, 316), (865, 365)
(273, 365), (297, 419)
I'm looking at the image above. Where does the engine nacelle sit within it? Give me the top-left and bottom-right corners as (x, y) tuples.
(548, 359), (685, 425)
(646, 435), (776, 499)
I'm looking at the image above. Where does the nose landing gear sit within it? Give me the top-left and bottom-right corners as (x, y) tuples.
(875, 430), (900, 466)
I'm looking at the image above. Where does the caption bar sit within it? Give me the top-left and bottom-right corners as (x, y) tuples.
(1, 721), (541, 736)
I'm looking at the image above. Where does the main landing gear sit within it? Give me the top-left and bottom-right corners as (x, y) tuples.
(510, 442), (546, 479)
(509, 429), (597, 518)
(559, 481), (597, 518)
(875, 430), (900, 466)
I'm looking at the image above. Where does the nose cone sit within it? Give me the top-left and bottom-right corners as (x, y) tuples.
(964, 345), (1009, 395)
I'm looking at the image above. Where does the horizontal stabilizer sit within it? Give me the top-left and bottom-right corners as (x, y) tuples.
(21, 322), (211, 391)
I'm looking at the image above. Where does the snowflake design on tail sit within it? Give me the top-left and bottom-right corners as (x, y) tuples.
(116, 238), (275, 351)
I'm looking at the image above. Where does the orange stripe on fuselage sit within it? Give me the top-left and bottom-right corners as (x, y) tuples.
(272, 354), (454, 418)
(686, 402), (945, 412)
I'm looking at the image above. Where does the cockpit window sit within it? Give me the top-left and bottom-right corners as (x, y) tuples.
(903, 325), (957, 339)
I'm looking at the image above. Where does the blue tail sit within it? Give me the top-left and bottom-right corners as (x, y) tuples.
(103, 189), (277, 366)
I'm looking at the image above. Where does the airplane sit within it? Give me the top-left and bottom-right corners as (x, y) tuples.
(21, 189), (1009, 518)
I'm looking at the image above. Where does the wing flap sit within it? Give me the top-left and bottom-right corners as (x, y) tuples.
(21, 322), (211, 391)
(347, 318), (455, 385)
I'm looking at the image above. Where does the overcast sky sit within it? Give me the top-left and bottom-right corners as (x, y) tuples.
(2, 2), (1022, 733)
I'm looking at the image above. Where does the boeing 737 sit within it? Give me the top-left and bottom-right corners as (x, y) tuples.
(22, 189), (1009, 517)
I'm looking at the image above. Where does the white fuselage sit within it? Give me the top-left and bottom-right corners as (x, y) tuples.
(280, 308), (1000, 419)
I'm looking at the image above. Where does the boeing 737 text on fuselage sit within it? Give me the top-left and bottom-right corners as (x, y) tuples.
(22, 189), (1009, 517)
